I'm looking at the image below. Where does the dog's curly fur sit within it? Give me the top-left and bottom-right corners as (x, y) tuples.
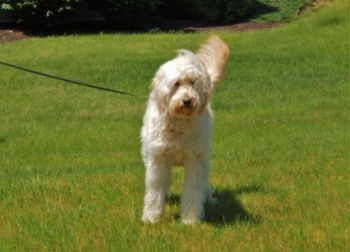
(141, 35), (229, 224)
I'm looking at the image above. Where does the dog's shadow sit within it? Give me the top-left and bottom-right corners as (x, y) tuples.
(167, 185), (261, 226)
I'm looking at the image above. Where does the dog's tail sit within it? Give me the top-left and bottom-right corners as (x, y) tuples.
(197, 35), (229, 87)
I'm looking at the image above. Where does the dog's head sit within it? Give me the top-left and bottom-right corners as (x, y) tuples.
(151, 35), (229, 119)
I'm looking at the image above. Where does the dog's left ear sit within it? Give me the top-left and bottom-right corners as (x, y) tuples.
(197, 35), (229, 88)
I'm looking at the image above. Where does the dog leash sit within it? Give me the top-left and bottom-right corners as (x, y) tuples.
(0, 60), (147, 99)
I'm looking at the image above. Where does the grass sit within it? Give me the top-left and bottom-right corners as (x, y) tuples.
(248, 0), (314, 22)
(0, 0), (349, 251)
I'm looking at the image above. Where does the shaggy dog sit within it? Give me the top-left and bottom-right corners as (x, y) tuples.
(141, 35), (229, 224)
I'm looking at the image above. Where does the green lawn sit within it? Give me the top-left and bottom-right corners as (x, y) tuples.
(0, 0), (349, 251)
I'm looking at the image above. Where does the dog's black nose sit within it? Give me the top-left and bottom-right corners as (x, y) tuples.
(183, 98), (192, 107)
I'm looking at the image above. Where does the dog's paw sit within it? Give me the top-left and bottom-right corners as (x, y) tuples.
(181, 211), (203, 225)
(142, 211), (161, 224)
(181, 216), (200, 225)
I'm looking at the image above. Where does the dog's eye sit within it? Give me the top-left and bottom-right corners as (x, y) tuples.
(174, 82), (180, 88)
(189, 80), (195, 85)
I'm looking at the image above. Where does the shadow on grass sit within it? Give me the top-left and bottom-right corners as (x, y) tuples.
(167, 184), (261, 226)
(205, 186), (261, 226)
(244, 0), (279, 21)
(0, 137), (6, 144)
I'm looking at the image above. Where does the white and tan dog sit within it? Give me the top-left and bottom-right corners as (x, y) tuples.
(141, 35), (229, 224)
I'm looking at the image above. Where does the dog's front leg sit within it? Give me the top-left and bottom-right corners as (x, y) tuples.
(142, 158), (171, 224)
(181, 158), (209, 224)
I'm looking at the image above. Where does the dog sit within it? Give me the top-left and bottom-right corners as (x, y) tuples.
(141, 35), (229, 224)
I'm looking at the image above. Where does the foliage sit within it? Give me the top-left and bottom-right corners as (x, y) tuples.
(187, 0), (253, 23)
(0, 0), (81, 25)
(1, 0), (252, 26)
(0, 0), (317, 26)
(87, 0), (160, 26)
(158, 0), (252, 23)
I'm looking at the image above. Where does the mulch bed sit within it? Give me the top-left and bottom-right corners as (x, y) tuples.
(0, 29), (29, 43)
(183, 21), (280, 32)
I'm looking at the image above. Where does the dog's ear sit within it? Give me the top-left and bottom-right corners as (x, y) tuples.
(151, 71), (164, 90)
(151, 71), (168, 112)
(197, 35), (229, 87)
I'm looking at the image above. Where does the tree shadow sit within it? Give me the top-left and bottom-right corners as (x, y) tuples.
(166, 184), (261, 226)
(243, 0), (279, 21)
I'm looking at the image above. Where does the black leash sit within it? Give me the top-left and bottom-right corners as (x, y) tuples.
(0, 60), (147, 99)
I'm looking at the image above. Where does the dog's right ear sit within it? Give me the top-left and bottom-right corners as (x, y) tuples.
(151, 71), (163, 89)
(197, 35), (229, 88)
(151, 71), (168, 112)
